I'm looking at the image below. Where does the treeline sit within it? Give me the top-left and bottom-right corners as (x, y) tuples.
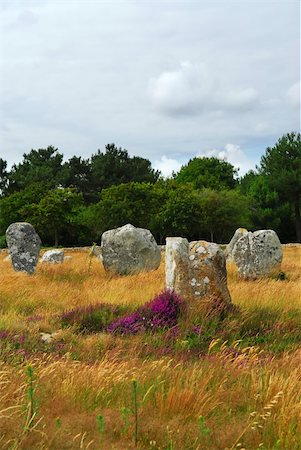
(0, 132), (300, 246)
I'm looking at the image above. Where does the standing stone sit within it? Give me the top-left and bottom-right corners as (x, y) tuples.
(232, 229), (283, 279)
(6, 222), (41, 274)
(165, 238), (231, 305)
(225, 228), (248, 261)
(189, 241), (232, 304)
(101, 224), (161, 275)
(41, 249), (64, 264)
(165, 237), (190, 297)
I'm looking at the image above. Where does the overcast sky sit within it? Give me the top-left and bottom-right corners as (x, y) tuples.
(0, 0), (300, 176)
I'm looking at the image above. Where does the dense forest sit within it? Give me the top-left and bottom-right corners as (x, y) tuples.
(0, 132), (300, 246)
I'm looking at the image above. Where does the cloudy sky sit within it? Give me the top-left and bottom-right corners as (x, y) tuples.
(0, 0), (300, 176)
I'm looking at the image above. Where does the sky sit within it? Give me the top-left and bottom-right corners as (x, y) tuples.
(0, 0), (300, 177)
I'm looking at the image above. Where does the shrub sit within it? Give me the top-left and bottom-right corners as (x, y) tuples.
(60, 303), (128, 333)
(108, 290), (184, 334)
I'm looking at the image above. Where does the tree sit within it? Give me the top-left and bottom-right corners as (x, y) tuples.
(198, 189), (251, 242)
(0, 158), (8, 197)
(154, 183), (203, 241)
(22, 188), (83, 246)
(88, 182), (160, 240)
(175, 156), (238, 190)
(90, 144), (160, 198)
(7, 146), (64, 193)
(61, 156), (92, 202)
(259, 132), (301, 242)
(0, 183), (49, 235)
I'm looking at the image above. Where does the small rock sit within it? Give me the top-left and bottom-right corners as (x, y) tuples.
(41, 249), (64, 264)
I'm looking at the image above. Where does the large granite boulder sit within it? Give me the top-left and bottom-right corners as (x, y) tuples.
(6, 222), (41, 274)
(41, 249), (64, 264)
(101, 224), (161, 275)
(166, 237), (231, 305)
(232, 229), (282, 279)
(225, 228), (248, 261)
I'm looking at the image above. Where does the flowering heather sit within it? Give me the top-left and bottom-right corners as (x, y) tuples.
(108, 289), (184, 334)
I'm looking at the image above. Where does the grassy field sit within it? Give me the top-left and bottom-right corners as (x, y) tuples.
(0, 246), (300, 450)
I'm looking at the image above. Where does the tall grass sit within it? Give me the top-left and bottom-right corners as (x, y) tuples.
(0, 247), (300, 449)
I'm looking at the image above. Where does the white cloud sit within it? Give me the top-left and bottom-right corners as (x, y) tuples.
(149, 61), (259, 116)
(287, 81), (300, 108)
(153, 156), (182, 178)
(149, 61), (215, 116)
(197, 143), (254, 176)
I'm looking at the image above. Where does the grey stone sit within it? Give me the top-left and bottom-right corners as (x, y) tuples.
(6, 222), (41, 274)
(41, 249), (64, 264)
(232, 229), (283, 279)
(165, 237), (190, 297)
(101, 223), (161, 275)
(189, 240), (232, 304)
(165, 237), (231, 305)
(225, 228), (248, 261)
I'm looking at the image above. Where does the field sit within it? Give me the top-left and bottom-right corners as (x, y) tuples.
(0, 246), (300, 450)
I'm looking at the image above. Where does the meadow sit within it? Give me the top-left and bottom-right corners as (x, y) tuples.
(0, 246), (300, 450)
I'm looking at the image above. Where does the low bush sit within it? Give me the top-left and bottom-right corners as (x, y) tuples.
(60, 303), (129, 333)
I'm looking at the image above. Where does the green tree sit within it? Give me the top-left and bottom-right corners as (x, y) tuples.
(175, 156), (238, 190)
(22, 188), (83, 246)
(90, 144), (160, 199)
(61, 156), (92, 202)
(198, 188), (251, 242)
(7, 146), (64, 193)
(89, 182), (160, 240)
(259, 132), (301, 242)
(0, 158), (8, 197)
(154, 183), (203, 241)
(0, 183), (49, 235)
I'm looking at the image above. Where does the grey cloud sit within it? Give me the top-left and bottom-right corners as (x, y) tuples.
(0, 1), (299, 171)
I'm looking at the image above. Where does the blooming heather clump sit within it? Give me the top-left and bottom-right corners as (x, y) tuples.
(108, 290), (184, 334)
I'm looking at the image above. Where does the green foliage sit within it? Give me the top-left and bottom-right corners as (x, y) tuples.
(90, 143), (160, 199)
(239, 171), (295, 243)
(7, 146), (64, 194)
(260, 132), (301, 242)
(198, 415), (211, 436)
(198, 188), (251, 242)
(154, 183), (203, 241)
(22, 187), (84, 246)
(175, 156), (238, 190)
(0, 235), (6, 248)
(96, 414), (104, 434)
(24, 364), (38, 432)
(0, 158), (8, 197)
(0, 182), (49, 235)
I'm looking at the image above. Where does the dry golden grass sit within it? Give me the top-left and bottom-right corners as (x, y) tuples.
(0, 246), (300, 449)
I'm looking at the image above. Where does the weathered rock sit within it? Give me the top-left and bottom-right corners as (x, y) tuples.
(225, 228), (248, 261)
(101, 224), (161, 275)
(232, 229), (282, 279)
(189, 241), (232, 304)
(165, 237), (190, 297)
(3, 255), (11, 262)
(41, 249), (64, 264)
(6, 222), (41, 274)
(165, 237), (231, 304)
